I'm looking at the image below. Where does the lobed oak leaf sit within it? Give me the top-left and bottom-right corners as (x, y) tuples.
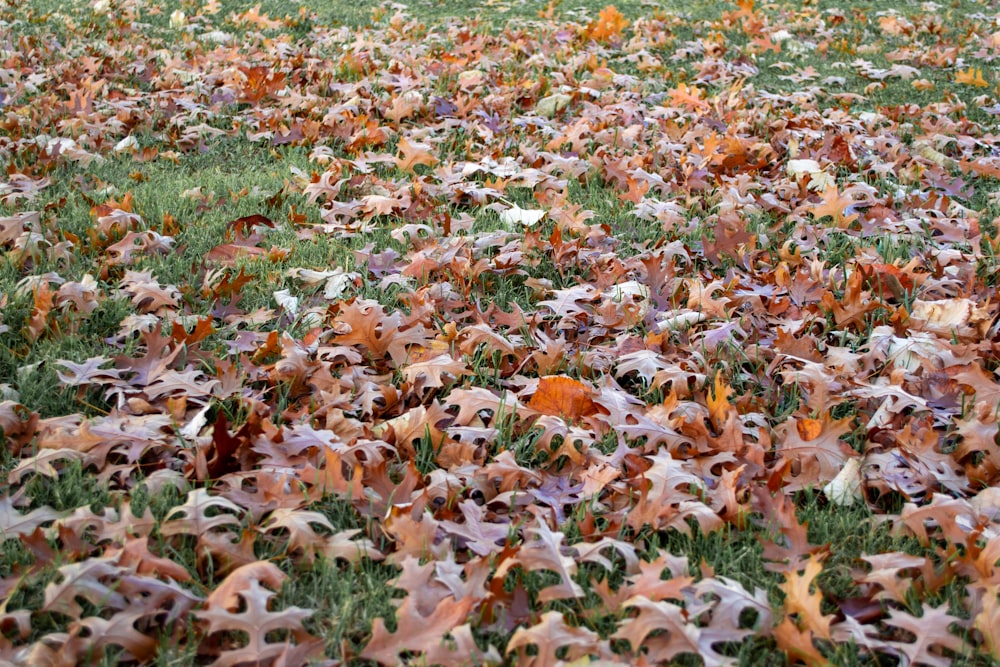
(438, 499), (510, 557)
(508, 611), (607, 667)
(950, 364), (1000, 411)
(320, 528), (383, 564)
(975, 586), (1000, 661)
(706, 374), (735, 431)
(400, 353), (470, 389)
(883, 605), (966, 667)
(197, 578), (322, 667)
(774, 617), (831, 667)
(858, 552), (926, 604)
(587, 5), (629, 43)
(384, 509), (446, 562)
(528, 376), (598, 422)
(114, 536), (192, 582)
(756, 489), (829, 573)
(43, 557), (128, 619)
(0, 211), (38, 248)
(623, 552), (694, 603)
(613, 597), (720, 665)
(25, 283), (55, 341)
(259, 508), (334, 563)
(361, 595), (476, 666)
(385, 92), (422, 123)
(954, 66), (989, 87)
(667, 82), (710, 110)
(0, 400), (39, 453)
(495, 517), (583, 603)
(895, 494), (981, 547)
(204, 562), (287, 612)
(695, 576), (773, 637)
(333, 298), (432, 365)
(303, 447), (365, 502)
(781, 555), (834, 641)
(160, 489), (243, 538)
(537, 284), (599, 318)
(394, 137), (438, 173)
(575, 537), (640, 575)
(771, 413), (855, 491)
(809, 185), (859, 226)
(0, 497), (65, 540)
(482, 449), (542, 492)
(858, 263), (916, 301)
(198, 528), (260, 575)
(144, 368), (220, 402)
(75, 610), (158, 662)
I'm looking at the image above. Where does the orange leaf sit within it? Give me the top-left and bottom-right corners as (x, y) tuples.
(706, 374), (734, 429)
(528, 376), (597, 421)
(774, 617), (830, 667)
(781, 555), (834, 641)
(954, 66), (989, 87)
(588, 5), (629, 43)
(810, 185), (858, 226)
(667, 82), (710, 110)
(26, 284), (56, 341)
(796, 418), (822, 442)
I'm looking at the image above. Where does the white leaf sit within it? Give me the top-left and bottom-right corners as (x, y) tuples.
(499, 205), (546, 227)
(180, 403), (212, 441)
(323, 272), (354, 300)
(823, 457), (862, 506)
(169, 10), (186, 29)
(656, 310), (706, 332)
(114, 136), (138, 154)
(273, 289), (299, 316)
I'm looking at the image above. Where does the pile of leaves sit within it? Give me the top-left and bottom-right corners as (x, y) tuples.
(2, 0), (1000, 664)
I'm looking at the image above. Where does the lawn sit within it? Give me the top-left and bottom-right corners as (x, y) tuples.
(1, 0), (1000, 664)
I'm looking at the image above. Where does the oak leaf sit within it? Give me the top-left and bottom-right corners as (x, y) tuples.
(333, 299), (432, 365)
(588, 5), (629, 43)
(508, 611), (607, 667)
(781, 555), (834, 641)
(361, 595), (475, 665)
(613, 596), (731, 666)
(0, 497), (65, 540)
(160, 489), (243, 538)
(43, 557), (128, 618)
(883, 605), (965, 667)
(75, 610), (158, 662)
(527, 376), (598, 422)
(394, 137), (438, 173)
(400, 353), (470, 389)
(197, 578), (322, 667)
(954, 66), (989, 87)
(495, 517), (583, 603)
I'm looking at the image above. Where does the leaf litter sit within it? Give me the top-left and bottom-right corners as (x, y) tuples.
(2, 0), (1000, 664)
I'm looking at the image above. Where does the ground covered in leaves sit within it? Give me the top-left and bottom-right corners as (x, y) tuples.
(2, 0), (1000, 664)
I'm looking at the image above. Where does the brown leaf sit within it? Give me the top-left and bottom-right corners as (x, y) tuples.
(197, 577), (322, 666)
(509, 611), (607, 667)
(527, 376), (598, 422)
(883, 605), (966, 667)
(361, 595), (475, 665)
